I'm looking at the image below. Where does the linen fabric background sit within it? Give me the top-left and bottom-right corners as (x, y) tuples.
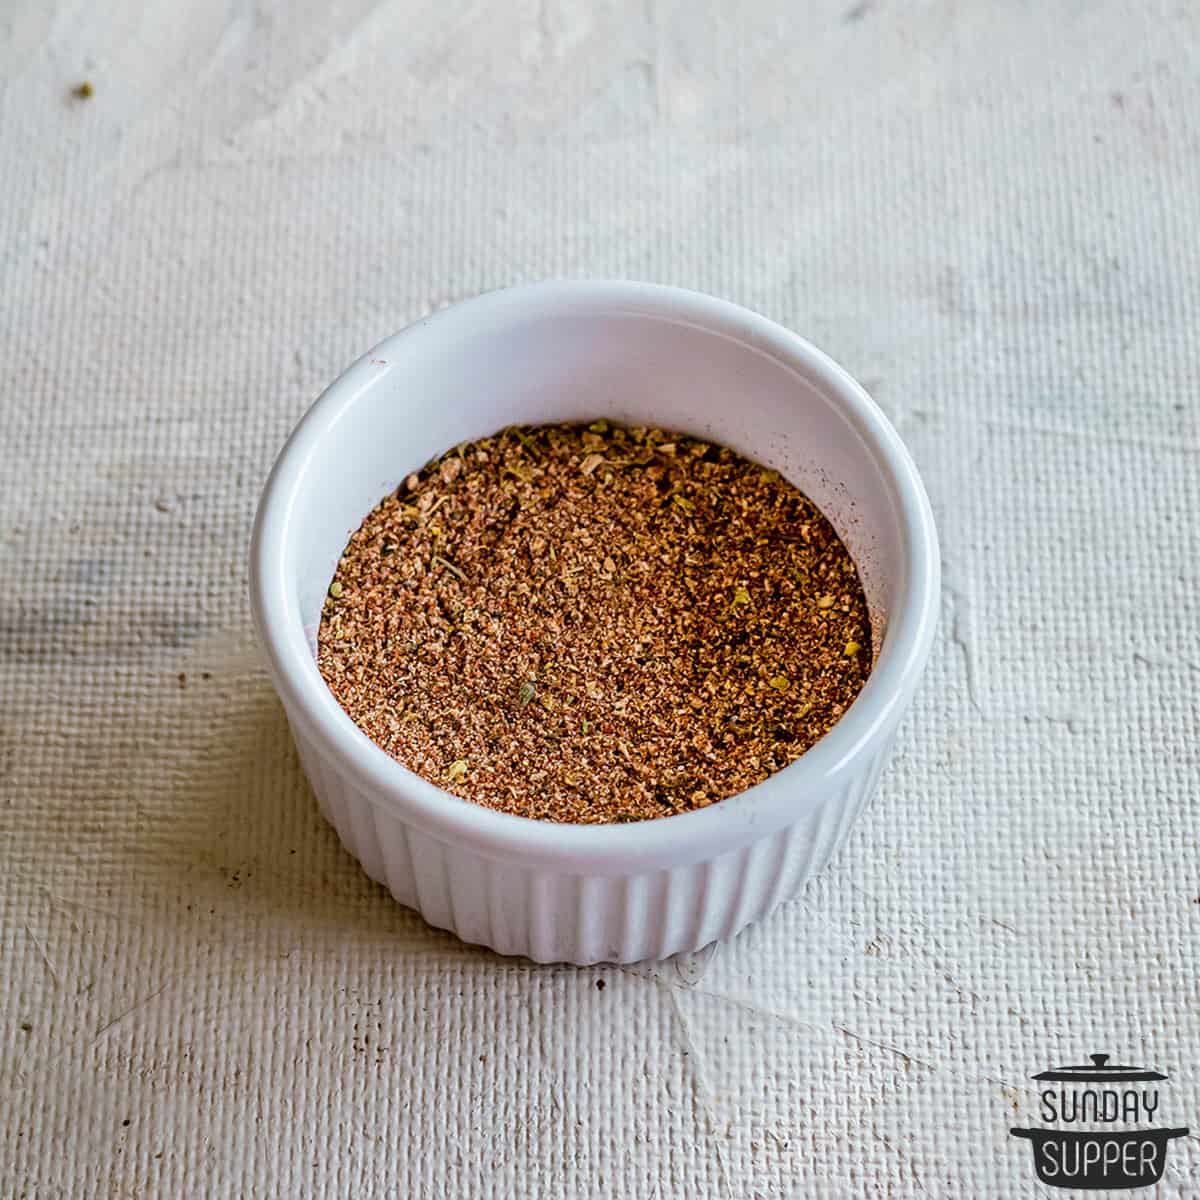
(1, 1), (1198, 1195)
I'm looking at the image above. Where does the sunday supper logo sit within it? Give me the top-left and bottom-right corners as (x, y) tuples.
(1010, 1053), (1189, 1190)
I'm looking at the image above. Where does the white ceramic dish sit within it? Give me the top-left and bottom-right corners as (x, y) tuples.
(250, 281), (939, 964)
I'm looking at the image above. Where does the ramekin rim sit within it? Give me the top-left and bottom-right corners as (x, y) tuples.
(250, 280), (940, 871)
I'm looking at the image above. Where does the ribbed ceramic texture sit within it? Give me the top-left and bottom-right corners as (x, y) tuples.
(289, 712), (894, 964)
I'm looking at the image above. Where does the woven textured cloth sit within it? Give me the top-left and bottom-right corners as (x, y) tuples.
(2, 1), (1198, 1195)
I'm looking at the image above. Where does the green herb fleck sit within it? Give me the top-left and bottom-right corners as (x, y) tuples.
(431, 554), (467, 583)
(513, 427), (542, 460)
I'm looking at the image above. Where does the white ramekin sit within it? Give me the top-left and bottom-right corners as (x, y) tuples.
(250, 281), (939, 964)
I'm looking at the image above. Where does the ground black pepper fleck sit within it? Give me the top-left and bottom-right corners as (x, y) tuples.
(318, 422), (872, 823)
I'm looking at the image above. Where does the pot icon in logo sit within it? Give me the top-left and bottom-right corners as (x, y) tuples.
(1011, 1053), (1188, 1190)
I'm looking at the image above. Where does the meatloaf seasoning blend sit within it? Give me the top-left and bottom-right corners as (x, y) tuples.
(317, 422), (872, 823)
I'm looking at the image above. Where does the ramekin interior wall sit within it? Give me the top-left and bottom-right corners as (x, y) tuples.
(288, 305), (905, 657)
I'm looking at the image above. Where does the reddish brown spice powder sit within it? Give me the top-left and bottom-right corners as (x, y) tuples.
(317, 422), (872, 823)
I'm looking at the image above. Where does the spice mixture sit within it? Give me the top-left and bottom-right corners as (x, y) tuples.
(318, 422), (872, 823)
